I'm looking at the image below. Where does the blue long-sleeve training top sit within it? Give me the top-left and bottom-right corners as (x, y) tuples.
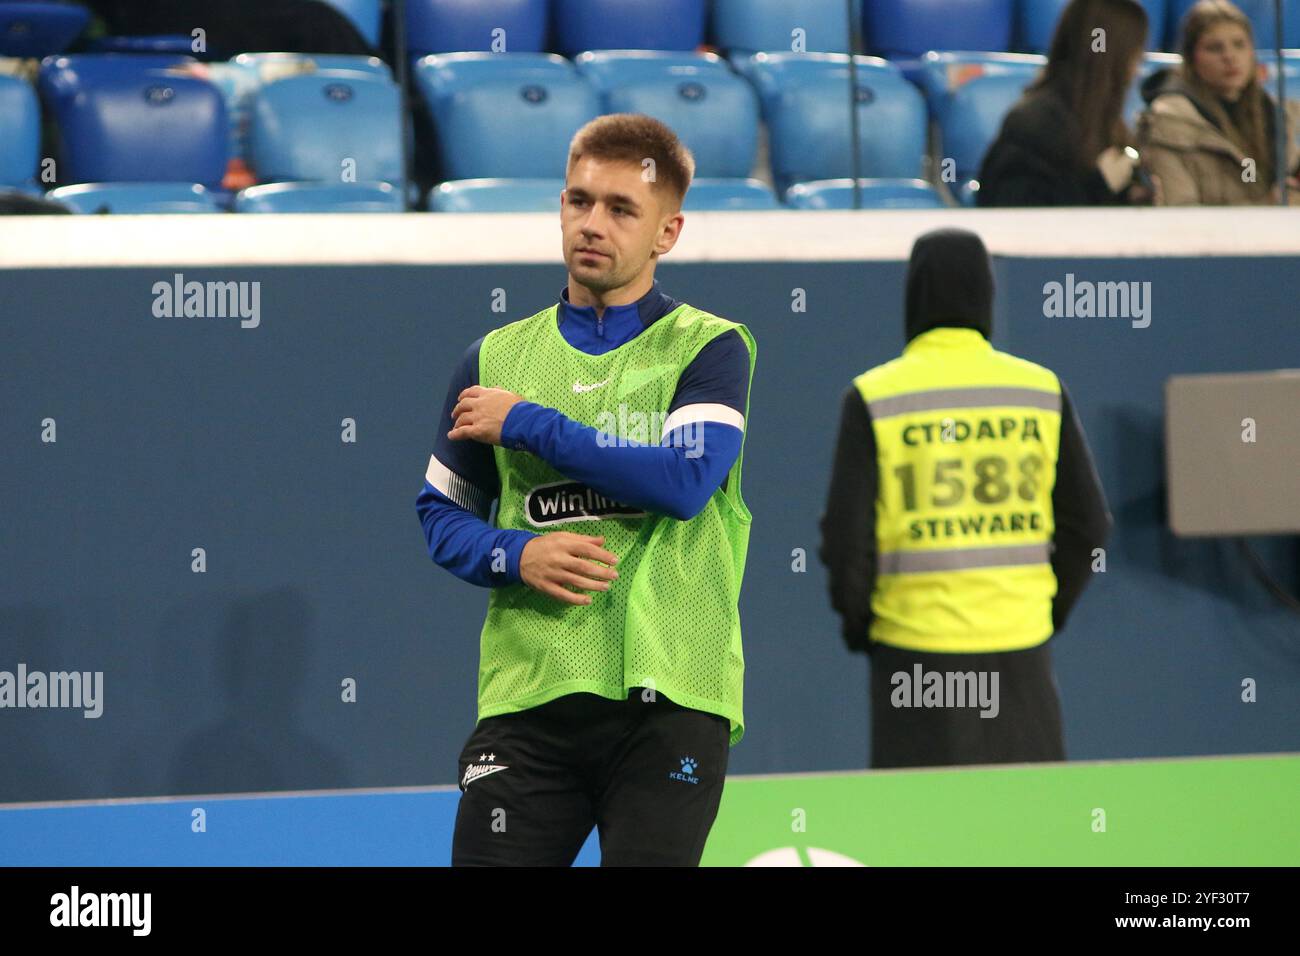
(416, 278), (752, 587)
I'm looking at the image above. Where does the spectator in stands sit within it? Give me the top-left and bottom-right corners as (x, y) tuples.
(1137, 0), (1300, 205)
(977, 0), (1155, 206)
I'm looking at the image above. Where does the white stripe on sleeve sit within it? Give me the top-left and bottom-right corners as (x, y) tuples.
(425, 454), (491, 519)
(660, 403), (745, 441)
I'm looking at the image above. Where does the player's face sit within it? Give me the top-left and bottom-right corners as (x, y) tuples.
(561, 156), (681, 296)
(1192, 21), (1254, 102)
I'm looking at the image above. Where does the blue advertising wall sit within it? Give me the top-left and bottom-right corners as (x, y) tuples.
(1, 241), (1297, 803)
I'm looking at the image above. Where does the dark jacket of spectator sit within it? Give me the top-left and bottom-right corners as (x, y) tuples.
(976, 86), (1132, 207)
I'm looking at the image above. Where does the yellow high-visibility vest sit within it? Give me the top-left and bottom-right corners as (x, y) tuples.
(852, 327), (1062, 652)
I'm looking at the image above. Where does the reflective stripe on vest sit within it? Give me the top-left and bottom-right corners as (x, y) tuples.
(868, 387), (1061, 419)
(878, 542), (1052, 574)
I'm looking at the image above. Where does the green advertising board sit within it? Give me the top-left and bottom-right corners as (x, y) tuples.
(703, 754), (1300, 866)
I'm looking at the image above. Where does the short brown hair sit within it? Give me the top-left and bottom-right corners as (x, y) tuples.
(566, 113), (695, 212)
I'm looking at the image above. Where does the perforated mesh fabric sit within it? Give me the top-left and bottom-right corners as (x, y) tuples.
(477, 302), (755, 746)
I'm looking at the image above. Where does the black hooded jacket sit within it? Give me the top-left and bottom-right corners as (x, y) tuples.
(817, 229), (1112, 653)
(974, 83), (1127, 207)
(903, 227), (994, 343)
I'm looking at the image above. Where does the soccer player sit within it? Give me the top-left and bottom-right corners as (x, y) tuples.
(416, 114), (757, 866)
(819, 228), (1111, 768)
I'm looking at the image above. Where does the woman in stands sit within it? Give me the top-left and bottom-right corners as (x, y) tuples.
(1137, 0), (1300, 204)
(977, 0), (1155, 206)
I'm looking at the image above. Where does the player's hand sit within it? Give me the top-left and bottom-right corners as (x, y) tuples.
(448, 386), (526, 446)
(519, 533), (620, 606)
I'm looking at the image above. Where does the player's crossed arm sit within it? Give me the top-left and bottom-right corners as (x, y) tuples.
(431, 331), (751, 604)
(447, 331), (751, 523)
(446, 385), (525, 445)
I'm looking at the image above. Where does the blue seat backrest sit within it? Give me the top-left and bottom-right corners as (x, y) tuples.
(748, 54), (927, 191)
(250, 70), (402, 183)
(0, 73), (39, 185)
(864, 0), (1014, 58)
(38, 55), (228, 188)
(416, 53), (600, 179)
(711, 0), (850, 55)
(574, 51), (758, 178)
(553, 0), (705, 56)
(406, 0), (548, 56)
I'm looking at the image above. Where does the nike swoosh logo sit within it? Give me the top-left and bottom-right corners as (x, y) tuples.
(617, 364), (678, 398)
(573, 378), (610, 393)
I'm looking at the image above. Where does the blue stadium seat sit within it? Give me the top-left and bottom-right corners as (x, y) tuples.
(864, 0), (1014, 58)
(38, 55), (228, 189)
(428, 178), (564, 211)
(249, 70), (402, 184)
(783, 178), (946, 209)
(209, 54), (393, 164)
(1167, 0), (1300, 49)
(682, 178), (780, 210)
(1016, 0), (1072, 53)
(744, 53), (928, 195)
(235, 181), (402, 212)
(321, 0), (382, 47)
(903, 52), (1043, 194)
(711, 0), (851, 55)
(0, 2), (89, 57)
(901, 50), (1044, 120)
(45, 182), (221, 213)
(553, 0), (706, 56)
(1019, 0), (1168, 54)
(0, 73), (39, 186)
(415, 53), (600, 179)
(406, 0), (547, 57)
(942, 72), (1037, 189)
(1140, 0), (1169, 50)
(573, 51), (759, 177)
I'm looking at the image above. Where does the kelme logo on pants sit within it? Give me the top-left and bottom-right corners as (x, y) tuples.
(669, 757), (700, 784)
(523, 480), (646, 526)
